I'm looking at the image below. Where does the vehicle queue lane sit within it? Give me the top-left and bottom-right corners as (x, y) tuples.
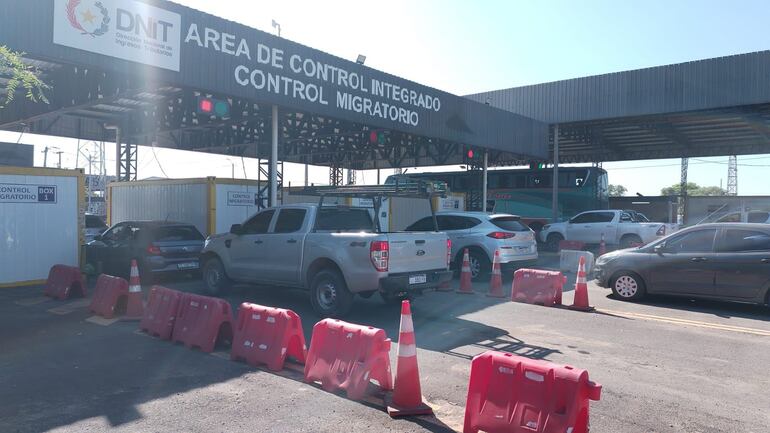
(1, 265), (769, 432)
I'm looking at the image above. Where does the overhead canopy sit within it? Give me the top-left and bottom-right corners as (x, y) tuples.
(0, 0), (548, 170)
(467, 50), (770, 163)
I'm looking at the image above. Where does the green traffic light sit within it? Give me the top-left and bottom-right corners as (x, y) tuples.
(214, 101), (229, 117)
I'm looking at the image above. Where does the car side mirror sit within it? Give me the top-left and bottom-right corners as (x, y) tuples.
(654, 244), (667, 254)
(230, 224), (244, 235)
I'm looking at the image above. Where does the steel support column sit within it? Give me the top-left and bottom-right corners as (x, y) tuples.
(551, 124), (560, 222)
(270, 105), (278, 207)
(482, 151), (488, 212)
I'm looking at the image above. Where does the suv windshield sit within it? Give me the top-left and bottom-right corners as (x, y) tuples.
(315, 208), (373, 232)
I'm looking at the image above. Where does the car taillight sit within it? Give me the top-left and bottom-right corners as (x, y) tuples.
(446, 239), (452, 268)
(147, 245), (161, 255)
(656, 225), (666, 236)
(487, 231), (516, 239)
(370, 240), (389, 272)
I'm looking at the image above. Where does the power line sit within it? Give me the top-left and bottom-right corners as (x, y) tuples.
(150, 144), (169, 178)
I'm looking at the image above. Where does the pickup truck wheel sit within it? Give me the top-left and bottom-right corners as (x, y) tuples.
(203, 257), (231, 296)
(469, 250), (490, 282)
(610, 271), (646, 301)
(546, 233), (564, 252)
(310, 269), (353, 318)
(620, 234), (643, 249)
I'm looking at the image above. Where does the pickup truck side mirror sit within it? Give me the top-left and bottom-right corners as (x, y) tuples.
(230, 224), (244, 235)
(654, 243), (667, 254)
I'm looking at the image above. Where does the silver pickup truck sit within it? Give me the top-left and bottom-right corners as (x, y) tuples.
(200, 204), (452, 316)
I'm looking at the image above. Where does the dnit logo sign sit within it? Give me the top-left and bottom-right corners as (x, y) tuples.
(65, 0), (110, 37)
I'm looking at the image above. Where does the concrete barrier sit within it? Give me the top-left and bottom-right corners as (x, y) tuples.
(560, 250), (595, 274)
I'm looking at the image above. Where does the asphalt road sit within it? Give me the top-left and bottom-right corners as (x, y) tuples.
(1, 257), (769, 432)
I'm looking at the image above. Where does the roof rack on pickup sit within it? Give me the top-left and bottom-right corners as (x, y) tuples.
(298, 179), (448, 199)
(298, 179), (447, 233)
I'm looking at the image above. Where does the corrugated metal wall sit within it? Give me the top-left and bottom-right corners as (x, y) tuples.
(467, 51), (770, 124)
(110, 182), (208, 235)
(1, 171), (80, 285)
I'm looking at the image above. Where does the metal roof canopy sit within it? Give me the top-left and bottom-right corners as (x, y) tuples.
(0, 0), (548, 172)
(468, 50), (770, 163)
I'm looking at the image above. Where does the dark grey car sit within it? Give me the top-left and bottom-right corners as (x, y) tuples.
(595, 223), (770, 306)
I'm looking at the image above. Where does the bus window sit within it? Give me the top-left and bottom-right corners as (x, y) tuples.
(574, 169), (587, 187)
(514, 174), (526, 188)
(494, 173), (512, 188)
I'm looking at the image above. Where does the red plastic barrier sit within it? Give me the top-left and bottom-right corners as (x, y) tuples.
(43, 265), (86, 300)
(89, 274), (129, 319)
(171, 293), (233, 353)
(464, 351), (602, 433)
(140, 286), (182, 340)
(304, 319), (393, 400)
(558, 240), (585, 251)
(231, 303), (307, 371)
(511, 269), (566, 306)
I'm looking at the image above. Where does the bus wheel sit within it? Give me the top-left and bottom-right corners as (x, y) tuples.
(546, 233), (564, 252)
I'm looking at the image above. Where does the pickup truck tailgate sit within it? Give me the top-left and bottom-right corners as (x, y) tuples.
(387, 232), (448, 273)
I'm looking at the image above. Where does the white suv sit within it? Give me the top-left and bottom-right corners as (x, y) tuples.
(406, 212), (537, 281)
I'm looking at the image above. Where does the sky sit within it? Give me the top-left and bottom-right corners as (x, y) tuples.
(4, 0), (770, 195)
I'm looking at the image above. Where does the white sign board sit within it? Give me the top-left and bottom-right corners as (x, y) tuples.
(227, 191), (257, 207)
(0, 183), (57, 204)
(53, 0), (181, 71)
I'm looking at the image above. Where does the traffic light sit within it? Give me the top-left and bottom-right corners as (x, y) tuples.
(464, 146), (481, 165)
(197, 96), (230, 118)
(529, 161), (547, 170)
(369, 130), (387, 144)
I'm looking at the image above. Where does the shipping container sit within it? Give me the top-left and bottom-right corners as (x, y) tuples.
(0, 167), (84, 287)
(108, 177), (263, 237)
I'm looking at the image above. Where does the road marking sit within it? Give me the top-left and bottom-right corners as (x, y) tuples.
(15, 296), (49, 306)
(85, 315), (120, 326)
(598, 308), (770, 337)
(46, 298), (90, 315)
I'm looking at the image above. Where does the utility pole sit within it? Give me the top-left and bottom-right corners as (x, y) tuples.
(41, 147), (49, 167)
(55, 151), (64, 168)
(347, 169), (356, 185)
(727, 155), (738, 195)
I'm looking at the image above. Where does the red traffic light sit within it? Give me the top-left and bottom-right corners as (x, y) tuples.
(369, 131), (379, 143)
(199, 98), (214, 113)
(467, 149), (474, 159)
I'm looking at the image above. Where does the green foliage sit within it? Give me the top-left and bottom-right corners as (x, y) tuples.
(0, 45), (49, 108)
(608, 184), (627, 197)
(661, 182), (726, 196)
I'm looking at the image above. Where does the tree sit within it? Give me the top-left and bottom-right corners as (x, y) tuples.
(608, 184), (627, 197)
(661, 182), (726, 196)
(0, 45), (49, 108)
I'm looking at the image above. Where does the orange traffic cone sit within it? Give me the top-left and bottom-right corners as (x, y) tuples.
(456, 249), (474, 294)
(387, 300), (433, 417)
(123, 259), (144, 320)
(569, 255), (594, 312)
(599, 233), (607, 256)
(487, 249), (505, 298)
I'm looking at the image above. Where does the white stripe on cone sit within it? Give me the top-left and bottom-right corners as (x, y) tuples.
(398, 343), (416, 358)
(400, 315), (414, 333)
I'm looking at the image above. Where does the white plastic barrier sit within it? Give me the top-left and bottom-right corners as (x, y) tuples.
(559, 250), (595, 274)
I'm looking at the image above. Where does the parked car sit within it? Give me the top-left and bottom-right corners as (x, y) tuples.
(201, 204), (452, 317)
(594, 223), (770, 306)
(540, 209), (677, 250)
(713, 210), (770, 224)
(85, 221), (205, 281)
(84, 213), (108, 243)
(405, 211), (537, 281)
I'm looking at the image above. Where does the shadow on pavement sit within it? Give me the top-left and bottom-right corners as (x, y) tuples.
(604, 292), (770, 321)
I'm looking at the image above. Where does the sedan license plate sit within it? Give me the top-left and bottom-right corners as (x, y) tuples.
(177, 262), (199, 270)
(409, 274), (427, 285)
(516, 246), (530, 253)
